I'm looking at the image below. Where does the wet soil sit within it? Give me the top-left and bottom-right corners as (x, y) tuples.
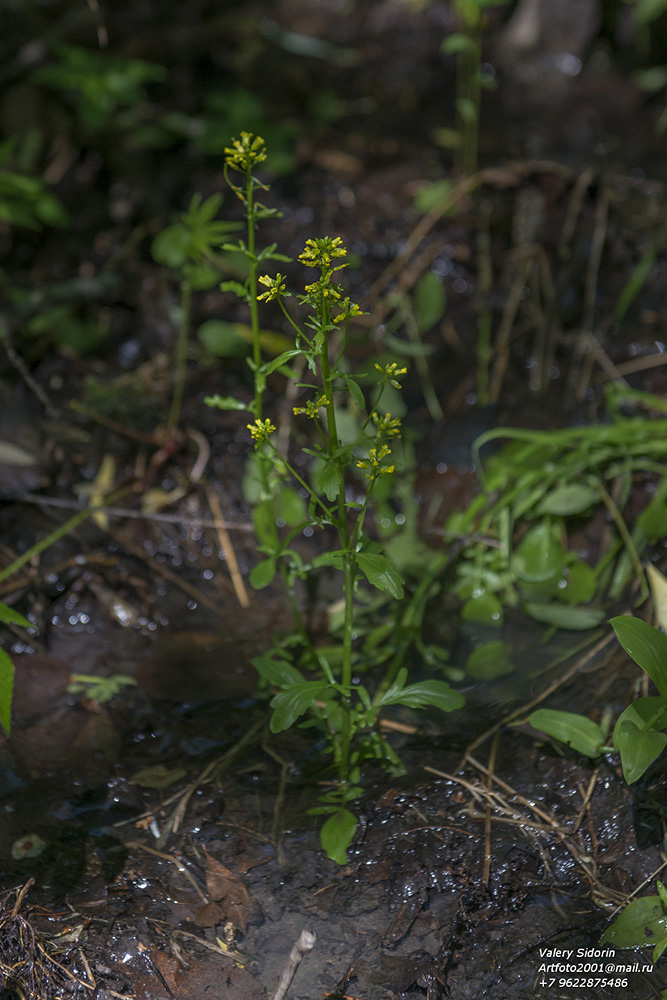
(1, 1), (667, 998)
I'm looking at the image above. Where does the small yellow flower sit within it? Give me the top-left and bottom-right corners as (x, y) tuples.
(224, 132), (267, 172)
(293, 395), (329, 418)
(357, 444), (394, 479)
(247, 418), (276, 445)
(257, 273), (289, 302)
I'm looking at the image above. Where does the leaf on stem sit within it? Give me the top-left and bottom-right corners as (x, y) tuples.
(356, 553), (405, 599)
(320, 807), (358, 865)
(529, 708), (606, 758)
(610, 615), (667, 702)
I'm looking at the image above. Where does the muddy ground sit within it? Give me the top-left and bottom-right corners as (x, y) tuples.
(1, 1), (667, 997)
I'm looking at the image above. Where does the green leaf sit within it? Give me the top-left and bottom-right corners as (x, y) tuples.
(249, 558), (276, 590)
(269, 680), (331, 732)
(613, 696), (667, 747)
(466, 641), (514, 679)
(512, 521), (564, 583)
(356, 553), (405, 599)
(537, 484), (599, 516)
(252, 655), (304, 688)
(0, 602), (32, 628)
(342, 375), (365, 409)
(610, 616), (667, 702)
(252, 500), (277, 548)
(0, 648), (14, 735)
(198, 320), (247, 357)
(524, 603), (605, 630)
(220, 279), (249, 300)
(615, 719), (667, 784)
(461, 591), (503, 626)
(275, 487), (306, 527)
(441, 33), (476, 55)
(376, 668), (464, 713)
(320, 807), (358, 864)
(317, 460), (341, 502)
(263, 349), (303, 376)
(414, 270), (446, 333)
(601, 896), (667, 948)
(203, 394), (249, 411)
(529, 708), (605, 758)
(559, 560), (597, 604)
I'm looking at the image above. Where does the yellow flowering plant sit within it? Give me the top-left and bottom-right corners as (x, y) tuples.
(206, 135), (463, 865)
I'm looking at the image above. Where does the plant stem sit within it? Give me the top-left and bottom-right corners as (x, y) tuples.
(168, 279), (192, 434)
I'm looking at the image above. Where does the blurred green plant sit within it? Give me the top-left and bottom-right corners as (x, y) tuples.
(33, 42), (166, 133)
(447, 384), (667, 631)
(206, 134), (464, 863)
(0, 138), (69, 230)
(438, 0), (509, 175)
(151, 192), (239, 432)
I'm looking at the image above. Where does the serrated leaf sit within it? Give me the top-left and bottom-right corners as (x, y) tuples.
(524, 603), (605, 630)
(529, 708), (605, 758)
(609, 615), (667, 702)
(537, 483), (599, 515)
(0, 648), (14, 735)
(0, 602), (32, 628)
(615, 719), (667, 783)
(317, 460), (341, 502)
(356, 553), (404, 599)
(269, 681), (332, 732)
(320, 807), (358, 865)
(249, 558), (276, 590)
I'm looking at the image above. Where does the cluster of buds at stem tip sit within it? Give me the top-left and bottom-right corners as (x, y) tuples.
(375, 362), (407, 389)
(224, 132), (267, 172)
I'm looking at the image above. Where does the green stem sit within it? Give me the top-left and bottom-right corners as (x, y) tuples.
(168, 279), (192, 433)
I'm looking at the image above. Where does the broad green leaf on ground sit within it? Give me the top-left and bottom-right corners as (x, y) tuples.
(524, 603), (605, 630)
(529, 708), (606, 758)
(0, 648), (14, 735)
(269, 681), (331, 732)
(614, 719), (667, 783)
(610, 615), (667, 702)
(320, 807), (357, 864)
(466, 641), (515, 679)
(252, 655), (304, 688)
(356, 553), (404, 599)
(612, 696), (667, 747)
(512, 521), (564, 583)
(601, 896), (667, 952)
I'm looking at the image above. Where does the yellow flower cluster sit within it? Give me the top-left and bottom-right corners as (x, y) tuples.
(299, 236), (347, 269)
(357, 444), (395, 479)
(375, 361), (408, 389)
(293, 395), (330, 419)
(372, 412), (402, 436)
(257, 273), (288, 302)
(247, 418), (276, 444)
(224, 132), (267, 172)
(333, 298), (365, 324)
